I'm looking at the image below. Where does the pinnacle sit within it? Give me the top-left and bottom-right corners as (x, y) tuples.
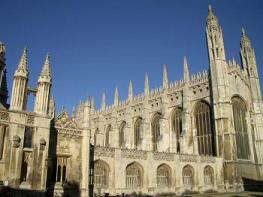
(41, 53), (51, 77)
(18, 48), (28, 71)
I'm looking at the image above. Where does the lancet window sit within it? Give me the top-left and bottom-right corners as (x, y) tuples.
(134, 118), (142, 148)
(152, 113), (161, 151)
(195, 101), (215, 156)
(171, 108), (183, 153)
(232, 97), (250, 159)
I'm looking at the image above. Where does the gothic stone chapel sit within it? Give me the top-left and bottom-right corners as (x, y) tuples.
(0, 5), (263, 197)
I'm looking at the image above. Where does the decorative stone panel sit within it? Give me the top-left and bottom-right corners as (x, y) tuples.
(179, 154), (197, 162)
(153, 152), (175, 161)
(121, 149), (147, 160)
(94, 146), (115, 158)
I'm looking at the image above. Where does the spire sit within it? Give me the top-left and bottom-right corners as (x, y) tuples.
(163, 64), (168, 90)
(128, 80), (133, 101)
(91, 97), (95, 109)
(144, 73), (149, 96)
(17, 48), (28, 72)
(240, 27), (251, 48)
(40, 54), (52, 78)
(114, 86), (119, 106)
(183, 56), (190, 83)
(101, 92), (106, 110)
(207, 4), (218, 25)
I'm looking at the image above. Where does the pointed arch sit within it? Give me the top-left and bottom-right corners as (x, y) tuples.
(182, 165), (194, 187)
(157, 163), (171, 187)
(151, 113), (161, 151)
(94, 160), (110, 189)
(119, 121), (126, 148)
(134, 117), (143, 148)
(126, 162), (143, 189)
(232, 96), (250, 159)
(171, 108), (183, 153)
(204, 165), (214, 185)
(194, 101), (215, 156)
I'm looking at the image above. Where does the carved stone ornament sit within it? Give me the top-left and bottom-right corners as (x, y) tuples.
(40, 138), (46, 151)
(0, 111), (9, 121)
(13, 135), (21, 148)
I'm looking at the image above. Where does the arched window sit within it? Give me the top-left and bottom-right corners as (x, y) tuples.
(119, 122), (126, 148)
(105, 125), (111, 147)
(24, 127), (33, 148)
(126, 162), (142, 188)
(171, 108), (183, 153)
(195, 101), (215, 156)
(182, 165), (194, 187)
(57, 165), (61, 182)
(62, 166), (67, 182)
(232, 97), (250, 159)
(94, 128), (99, 146)
(204, 165), (214, 185)
(152, 113), (161, 151)
(157, 164), (170, 187)
(94, 160), (109, 189)
(134, 118), (142, 148)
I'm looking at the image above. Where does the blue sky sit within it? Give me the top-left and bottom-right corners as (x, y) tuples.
(1, 0), (263, 113)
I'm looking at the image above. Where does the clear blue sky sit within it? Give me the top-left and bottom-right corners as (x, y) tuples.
(1, 0), (263, 113)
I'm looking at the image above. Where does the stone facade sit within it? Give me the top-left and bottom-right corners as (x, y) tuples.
(0, 5), (263, 197)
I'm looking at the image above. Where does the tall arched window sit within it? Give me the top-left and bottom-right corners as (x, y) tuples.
(105, 125), (111, 147)
(171, 108), (183, 153)
(57, 165), (61, 182)
(204, 165), (214, 185)
(195, 101), (215, 156)
(232, 97), (250, 159)
(134, 118), (142, 148)
(157, 164), (171, 187)
(94, 160), (109, 189)
(62, 166), (67, 182)
(152, 113), (161, 151)
(182, 165), (194, 187)
(126, 162), (142, 189)
(119, 122), (126, 148)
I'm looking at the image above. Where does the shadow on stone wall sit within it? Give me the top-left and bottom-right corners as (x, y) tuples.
(62, 181), (80, 197)
(0, 186), (46, 197)
(243, 177), (263, 192)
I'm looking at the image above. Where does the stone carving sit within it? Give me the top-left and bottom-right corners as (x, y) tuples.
(94, 146), (115, 158)
(0, 111), (9, 121)
(27, 115), (34, 125)
(179, 154), (197, 162)
(13, 135), (21, 148)
(200, 156), (216, 163)
(23, 151), (32, 163)
(40, 138), (46, 151)
(121, 149), (147, 160)
(153, 152), (175, 161)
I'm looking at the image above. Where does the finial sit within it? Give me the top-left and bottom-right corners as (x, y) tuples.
(101, 92), (106, 110)
(241, 27), (246, 35)
(183, 56), (190, 82)
(208, 4), (212, 11)
(114, 86), (119, 106)
(163, 64), (169, 90)
(128, 80), (133, 101)
(144, 73), (149, 96)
